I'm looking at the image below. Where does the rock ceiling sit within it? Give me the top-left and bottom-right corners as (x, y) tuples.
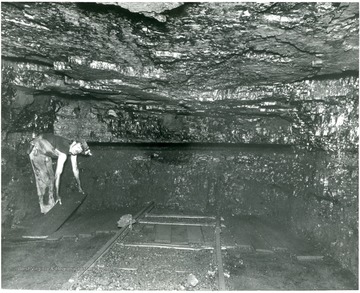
(1, 2), (359, 120)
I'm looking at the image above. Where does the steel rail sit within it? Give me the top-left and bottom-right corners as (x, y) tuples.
(215, 217), (226, 291)
(61, 201), (155, 290)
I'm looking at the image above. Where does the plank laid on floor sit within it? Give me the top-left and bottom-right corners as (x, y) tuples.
(138, 224), (155, 243)
(155, 224), (171, 243)
(247, 218), (273, 252)
(249, 217), (288, 251)
(220, 223), (237, 248)
(138, 219), (216, 227)
(297, 255), (324, 261)
(22, 193), (87, 238)
(187, 226), (204, 244)
(171, 225), (188, 244)
(280, 228), (319, 255)
(231, 218), (255, 250)
(202, 226), (215, 247)
(145, 214), (216, 220)
(50, 209), (121, 239)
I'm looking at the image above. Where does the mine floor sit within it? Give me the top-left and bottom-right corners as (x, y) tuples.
(1, 206), (358, 290)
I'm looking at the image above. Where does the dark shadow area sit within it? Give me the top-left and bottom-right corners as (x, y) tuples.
(87, 141), (295, 150)
(305, 70), (359, 82)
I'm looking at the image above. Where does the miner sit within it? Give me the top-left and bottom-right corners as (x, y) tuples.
(28, 133), (92, 214)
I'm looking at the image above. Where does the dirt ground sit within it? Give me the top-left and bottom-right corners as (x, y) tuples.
(224, 250), (357, 290)
(1, 210), (358, 290)
(222, 215), (358, 290)
(74, 246), (217, 290)
(1, 235), (112, 290)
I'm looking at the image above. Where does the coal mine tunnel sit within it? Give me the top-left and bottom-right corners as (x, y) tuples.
(1, 1), (358, 291)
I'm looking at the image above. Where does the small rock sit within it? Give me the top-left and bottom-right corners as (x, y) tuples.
(186, 274), (199, 287)
(98, 279), (110, 286)
(117, 214), (136, 230)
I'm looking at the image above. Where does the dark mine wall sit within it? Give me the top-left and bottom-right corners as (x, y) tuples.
(291, 148), (358, 276)
(290, 88), (359, 275)
(1, 132), (37, 228)
(1, 64), (358, 276)
(53, 77), (357, 145)
(61, 145), (313, 219)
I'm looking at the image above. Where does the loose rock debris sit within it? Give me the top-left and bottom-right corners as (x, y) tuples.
(72, 246), (218, 290)
(117, 214), (136, 230)
(186, 273), (199, 287)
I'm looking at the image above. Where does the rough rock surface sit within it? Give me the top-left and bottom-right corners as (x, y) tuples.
(1, 2), (358, 144)
(1, 2), (358, 119)
(1, 1), (358, 280)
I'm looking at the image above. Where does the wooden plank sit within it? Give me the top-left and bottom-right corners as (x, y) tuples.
(249, 217), (288, 251)
(202, 226), (215, 247)
(232, 217), (271, 251)
(297, 255), (324, 261)
(138, 220), (215, 227)
(171, 225), (188, 244)
(22, 193), (87, 238)
(219, 221), (236, 248)
(232, 218), (255, 250)
(146, 214), (216, 220)
(140, 224), (155, 243)
(155, 225), (171, 243)
(281, 230), (318, 255)
(49, 209), (121, 239)
(250, 218), (317, 255)
(187, 226), (204, 244)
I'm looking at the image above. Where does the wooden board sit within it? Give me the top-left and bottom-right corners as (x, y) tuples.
(297, 255), (324, 261)
(139, 219), (215, 227)
(171, 225), (188, 244)
(232, 218), (255, 250)
(49, 209), (121, 238)
(155, 225), (171, 243)
(136, 224), (155, 243)
(220, 225), (237, 248)
(22, 193), (87, 238)
(202, 226), (215, 246)
(249, 217), (317, 255)
(187, 226), (204, 244)
(249, 217), (289, 251)
(245, 218), (272, 251)
(145, 214), (215, 220)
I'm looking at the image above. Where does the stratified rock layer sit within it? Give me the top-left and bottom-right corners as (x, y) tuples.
(1, 2), (358, 100)
(1, 2), (358, 279)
